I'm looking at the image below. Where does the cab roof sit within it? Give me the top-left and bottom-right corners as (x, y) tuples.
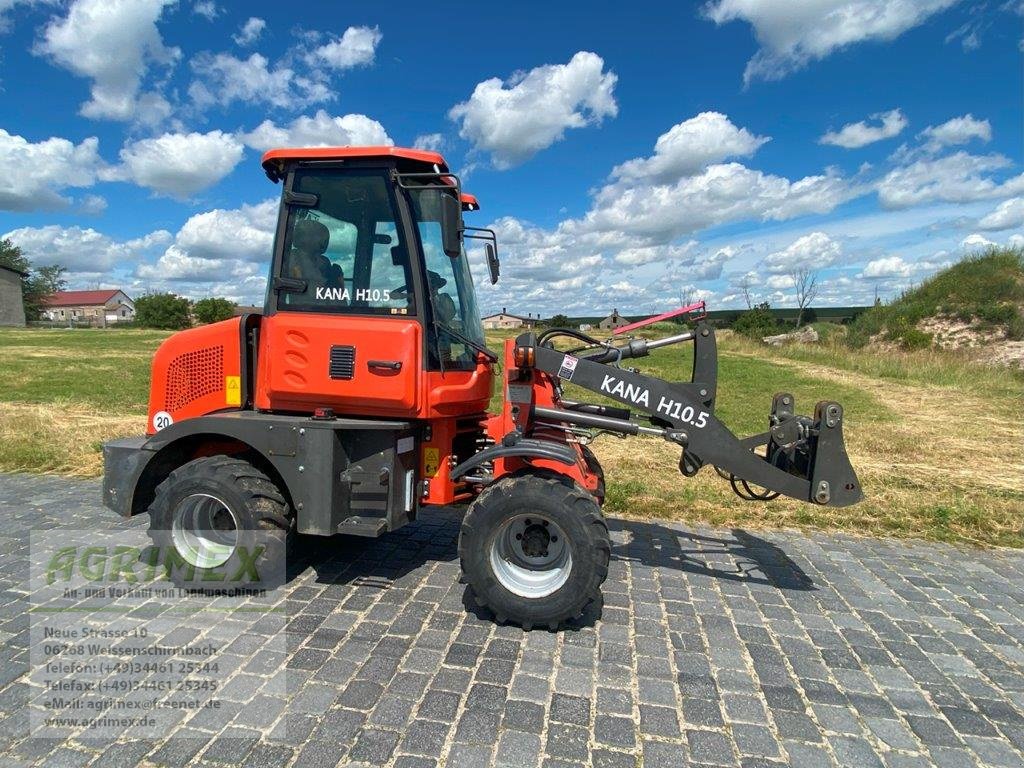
(261, 146), (448, 182)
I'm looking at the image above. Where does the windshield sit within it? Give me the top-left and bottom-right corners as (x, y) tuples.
(407, 187), (486, 370)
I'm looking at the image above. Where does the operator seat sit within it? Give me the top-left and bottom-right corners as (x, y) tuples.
(289, 219), (344, 290)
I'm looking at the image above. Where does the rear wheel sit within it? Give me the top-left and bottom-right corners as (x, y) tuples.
(146, 456), (292, 592)
(459, 473), (610, 630)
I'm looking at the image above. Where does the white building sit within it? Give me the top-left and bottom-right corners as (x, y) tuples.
(482, 308), (537, 330)
(41, 289), (135, 325)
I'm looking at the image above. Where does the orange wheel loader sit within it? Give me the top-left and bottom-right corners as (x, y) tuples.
(103, 147), (862, 629)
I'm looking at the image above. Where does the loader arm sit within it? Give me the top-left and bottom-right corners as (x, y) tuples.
(502, 320), (862, 508)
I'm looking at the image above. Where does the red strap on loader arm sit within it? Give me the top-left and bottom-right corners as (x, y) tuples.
(611, 300), (707, 335)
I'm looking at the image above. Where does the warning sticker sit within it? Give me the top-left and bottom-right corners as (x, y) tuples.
(225, 375), (241, 406)
(423, 447), (440, 477)
(557, 355), (579, 381)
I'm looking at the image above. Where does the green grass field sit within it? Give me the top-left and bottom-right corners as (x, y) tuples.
(0, 325), (1021, 547)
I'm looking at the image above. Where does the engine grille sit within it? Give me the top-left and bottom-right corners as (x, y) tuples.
(164, 345), (224, 411)
(329, 345), (356, 380)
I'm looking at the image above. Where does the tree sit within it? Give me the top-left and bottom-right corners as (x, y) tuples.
(789, 267), (819, 329)
(547, 313), (570, 328)
(135, 293), (192, 330)
(0, 238), (67, 320)
(193, 297), (237, 325)
(736, 274), (754, 310)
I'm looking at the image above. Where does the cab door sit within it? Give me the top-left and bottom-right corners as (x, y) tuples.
(253, 166), (424, 418)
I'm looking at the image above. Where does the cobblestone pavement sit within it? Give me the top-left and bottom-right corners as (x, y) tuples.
(1, 473), (1023, 767)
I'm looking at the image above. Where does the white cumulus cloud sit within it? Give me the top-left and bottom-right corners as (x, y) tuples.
(820, 108), (907, 149)
(860, 255), (912, 278)
(2, 224), (168, 272)
(918, 114), (992, 151)
(0, 129), (105, 211)
(132, 199), (277, 296)
(172, 199), (278, 261)
(762, 232), (842, 273)
(240, 111), (392, 151)
(960, 233), (996, 250)
(704, 0), (962, 84)
(188, 52), (332, 110)
(232, 17), (265, 47)
(190, 25), (381, 112)
(581, 163), (851, 245)
(413, 133), (446, 152)
(192, 0), (218, 20)
(449, 51), (618, 169)
(978, 197), (1024, 231)
(307, 25), (381, 70)
(136, 246), (263, 281)
(878, 151), (1024, 208)
(612, 112), (769, 183)
(36, 0), (180, 121)
(117, 130), (244, 198)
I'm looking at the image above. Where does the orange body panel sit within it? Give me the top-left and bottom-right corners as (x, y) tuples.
(146, 318), (243, 436)
(254, 312), (493, 421)
(255, 312), (422, 417)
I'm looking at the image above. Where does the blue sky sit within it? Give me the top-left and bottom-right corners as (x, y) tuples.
(0, 0), (1021, 317)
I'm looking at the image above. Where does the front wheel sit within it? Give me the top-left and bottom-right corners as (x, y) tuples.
(459, 473), (610, 630)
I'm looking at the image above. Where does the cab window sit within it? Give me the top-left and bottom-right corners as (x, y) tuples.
(278, 170), (413, 315)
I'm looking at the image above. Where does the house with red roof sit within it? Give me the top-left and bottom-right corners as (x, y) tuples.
(41, 289), (135, 325)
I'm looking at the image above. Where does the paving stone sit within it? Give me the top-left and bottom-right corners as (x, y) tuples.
(504, 699), (546, 734)
(549, 693), (590, 725)
(399, 719), (451, 756)
(495, 730), (543, 768)
(3, 474), (1024, 768)
(639, 703), (680, 737)
(593, 714), (636, 748)
(687, 729), (735, 766)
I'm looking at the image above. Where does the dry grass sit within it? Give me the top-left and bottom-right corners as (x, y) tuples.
(0, 326), (1021, 547)
(594, 341), (1024, 547)
(0, 402), (145, 476)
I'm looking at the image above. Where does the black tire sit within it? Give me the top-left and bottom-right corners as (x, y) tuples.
(579, 444), (605, 503)
(459, 472), (610, 630)
(146, 456), (292, 592)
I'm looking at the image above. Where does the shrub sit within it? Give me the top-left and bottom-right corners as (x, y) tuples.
(899, 327), (933, 351)
(1008, 314), (1024, 341)
(193, 297), (237, 325)
(732, 302), (778, 341)
(135, 294), (191, 330)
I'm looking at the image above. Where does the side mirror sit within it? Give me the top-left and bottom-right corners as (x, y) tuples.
(441, 193), (463, 258)
(486, 243), (500, 285)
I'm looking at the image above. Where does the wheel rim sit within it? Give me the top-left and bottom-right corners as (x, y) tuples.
(170, 493), (238, 569)
(489, 513), (572, 599)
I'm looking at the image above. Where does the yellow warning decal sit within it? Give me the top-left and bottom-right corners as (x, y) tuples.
(423, 447), (440, 477)
(225, 375), (241, 406)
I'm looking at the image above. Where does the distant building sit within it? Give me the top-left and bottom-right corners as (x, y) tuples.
(233, 305), (263, 316)
(0, 264), (26, 326)
(598, 308), (630, 331)
(41, 289), (135, 325)
(482, 308), (537, 330)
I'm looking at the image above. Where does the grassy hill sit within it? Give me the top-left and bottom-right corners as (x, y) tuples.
(847, 247), (1024, 350)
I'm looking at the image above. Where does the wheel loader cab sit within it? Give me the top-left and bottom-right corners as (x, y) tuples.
(255, 148), (493, 421)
